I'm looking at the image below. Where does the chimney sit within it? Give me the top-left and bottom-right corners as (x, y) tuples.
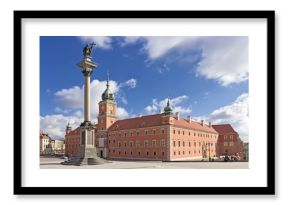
(201, 120), (204, 126)
(187, 115), (191, 123)
(209, 121), (212, 127)
(176, 112), (179, 120)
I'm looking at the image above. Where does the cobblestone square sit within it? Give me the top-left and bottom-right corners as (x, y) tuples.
(40, 157), (248, 169)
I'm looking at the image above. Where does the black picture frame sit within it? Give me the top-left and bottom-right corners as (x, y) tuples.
(14, 10), (275, 195)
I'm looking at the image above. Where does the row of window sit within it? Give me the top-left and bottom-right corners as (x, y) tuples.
(109, 139), (166, 148)
(224, 141), (234, 147)
(172, 129), (217, 139)
(224, 135), (234, 140)
(109, 149), (165, 157)
(173, 141), (215, 147)
(173, 149), (215, 156)
(67, 144), (80, 148)
(109, 128), (166, 137)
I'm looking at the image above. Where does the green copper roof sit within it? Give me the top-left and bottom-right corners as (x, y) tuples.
(163, 98), (173, 115)
(102, 77), (115, 101)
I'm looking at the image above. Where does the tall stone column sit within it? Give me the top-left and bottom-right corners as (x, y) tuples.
(83, 69), (91, 123)
(74, 43), (104, 165)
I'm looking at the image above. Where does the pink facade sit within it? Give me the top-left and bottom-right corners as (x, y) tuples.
(65, 80), (243, 161)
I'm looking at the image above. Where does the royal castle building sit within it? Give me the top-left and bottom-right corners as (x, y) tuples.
(65, 79), (244, 161)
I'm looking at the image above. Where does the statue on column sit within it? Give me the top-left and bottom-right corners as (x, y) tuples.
(83, 42), (96, 57)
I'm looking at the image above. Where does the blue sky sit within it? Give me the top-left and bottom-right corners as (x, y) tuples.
(40, 36), (249, 141)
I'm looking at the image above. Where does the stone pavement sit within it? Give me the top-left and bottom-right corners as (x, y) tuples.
(40, 157), (248, 169)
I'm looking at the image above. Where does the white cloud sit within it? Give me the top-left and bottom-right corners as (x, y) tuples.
(145, 95), (192, 115)
(196, 37), (248, 86)
(40, 114), (83, 139)
(121, 36), (248, 86)
(78, 36), (112, 49)
(194, 93), (249, 142)
(117, 107), (129, 119)
(45, 78), (137, 137)
(54, 86), (83, 109)
(118, 78), (137, 89)
(54, 78), (136, 118)
(54, 107), (70, 114)
(121, 36), (199, 59)
(121, 97), (128, 105)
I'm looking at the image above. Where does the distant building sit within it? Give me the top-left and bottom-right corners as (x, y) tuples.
(40, 130), (65, 155)
(212, 124), (245, 160)
(65, 124), (80, 157)
(51, 139), (65, 154)
(40, 130), (52, 155)
(243, 142), (249, 161)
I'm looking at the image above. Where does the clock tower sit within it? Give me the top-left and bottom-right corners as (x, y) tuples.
(97, 77), (117, 130)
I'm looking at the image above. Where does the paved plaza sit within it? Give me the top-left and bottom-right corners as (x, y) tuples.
(40, 157), (248, 169)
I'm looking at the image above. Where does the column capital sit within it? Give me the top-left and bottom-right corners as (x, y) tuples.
(82, 68), (93, 77)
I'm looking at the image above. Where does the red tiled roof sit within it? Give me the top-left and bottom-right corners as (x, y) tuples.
(212, 124), (237, 134)
(108, 113), (217, 133)
(66, 125), (98, 137)
(108, 114), (163, 131)
(172, 118), (218, 133)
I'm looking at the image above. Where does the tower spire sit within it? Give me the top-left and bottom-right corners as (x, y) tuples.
(163, 97), (173, 115)
(106, 70), (110, 87)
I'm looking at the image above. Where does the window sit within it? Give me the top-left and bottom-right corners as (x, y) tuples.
(124, 142), (127, 147)
(147, 151), (149, 156)
(224, 142), (228, 146)
(178, 130), (180, 135)
(173, 129), (175, 134)
(183, 141), (185, 147)
(118, 142), (121, 147)
(119, 151), (121, 155)
(183, 131), (185, 135)
(189, 142), (191, 147)
(153, 152), (156, 156)
(130, 141), (133, 147)
(145, 130), (148, 135)
(194, 142), (196, 147)
(189, 131), (190, 136)
(183, 151), (185, 155)
(131, 151), (133, 155)
(136, 140), (140, 147)
(162, 129), (165, 134)
(136, 130), (139, 136)
(189, 151), (191, 154)
(224, 135), (228, 140)
(153, 129), (156, 135)
(173, 140), (176, 147)
(162, 152), (165, 156)
(124, 132), (127, 137)
(152, 140), (157, 147)
(161, 139), (165, 147)
(178, 141), (181, 147)
(138, 151), (141, 155)
(229, 141), (234, 146)
(144, 140), (149, 148)
(174, 152), (176, 155)
(178, 151), (180, 155)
